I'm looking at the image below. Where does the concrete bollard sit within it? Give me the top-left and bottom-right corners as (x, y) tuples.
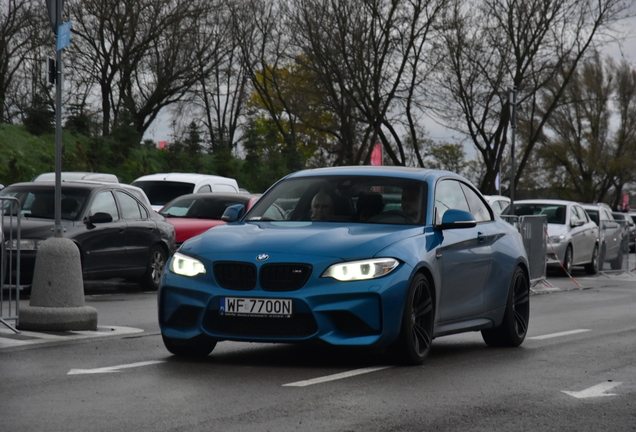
(18, 237), (98, 331)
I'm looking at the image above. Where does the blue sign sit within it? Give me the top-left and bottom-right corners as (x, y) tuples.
(57, 22), (71, 51)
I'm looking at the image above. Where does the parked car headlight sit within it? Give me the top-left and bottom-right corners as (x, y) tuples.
(322, 258), (399, 281)
(549, 235), (565, 244)
(6, 239), (43, 251)
(170, 252), (206, 276)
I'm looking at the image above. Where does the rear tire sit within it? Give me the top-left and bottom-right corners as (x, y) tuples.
(140, 245), (167, 291)
(390, 274), (435, 365)
(162, 334), (217, 357)
(482, 267), (529, 347)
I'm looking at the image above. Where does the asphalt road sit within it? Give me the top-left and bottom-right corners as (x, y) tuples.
(1, 267), (635, 431)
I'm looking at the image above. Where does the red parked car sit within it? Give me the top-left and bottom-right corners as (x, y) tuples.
(158, 193), (260, 245)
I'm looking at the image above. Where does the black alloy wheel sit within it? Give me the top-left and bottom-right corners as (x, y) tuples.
(392, 273), (435, 365)
(482, 266), (530, 347)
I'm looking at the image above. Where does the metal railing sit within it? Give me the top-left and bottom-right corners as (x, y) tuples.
(502, 214), (548, 286)
(1, 197), (21, 333)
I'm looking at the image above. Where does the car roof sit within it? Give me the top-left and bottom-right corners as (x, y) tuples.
(132, 173), (237, 183)
(32, 172), (120, 183)
(162, 192), (255, 206)
(284, 166), (465, 183)
(513, 199), (581, 205)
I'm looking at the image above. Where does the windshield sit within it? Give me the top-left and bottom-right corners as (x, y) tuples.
(245, 176), (427, 225)
(132, 181), (195, 207)
(0, 186), (90, 220)
(507, 203), (567, 225)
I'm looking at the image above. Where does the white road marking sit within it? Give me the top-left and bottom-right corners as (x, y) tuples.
(562, 381), (622, 399)
(68, 360), (166, 375)
(528, 329), (591, 340)
(283, 366), (392, 387)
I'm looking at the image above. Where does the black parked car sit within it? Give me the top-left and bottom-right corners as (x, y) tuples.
(0, 181), (175, 290)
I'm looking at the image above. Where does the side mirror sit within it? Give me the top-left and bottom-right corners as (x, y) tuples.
(435, 209), (477, 231)
(570, 219), (584, 227)
(86, 212), (113, 225)
(222, 204), (245, 222)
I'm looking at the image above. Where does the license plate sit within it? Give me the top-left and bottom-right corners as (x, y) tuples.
(220, 297), (292, 318)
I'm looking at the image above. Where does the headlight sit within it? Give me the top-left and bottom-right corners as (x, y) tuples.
(321, 258), (399, 281)
(6, 239), (43, 251)
(170, 252), (206, 276)
(549, 235), (565, 244)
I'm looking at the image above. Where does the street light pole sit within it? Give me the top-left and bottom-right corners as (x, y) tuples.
(54, 0), (63, 237)
(509, 87), (517, 208)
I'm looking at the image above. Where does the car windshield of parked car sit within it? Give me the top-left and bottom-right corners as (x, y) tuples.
(0, 186), (90, 220)
(132, 181), (195, 207)
(160, 196), (248, 219)
(245, 176), (427, 225)
(508, 203), (567, 224)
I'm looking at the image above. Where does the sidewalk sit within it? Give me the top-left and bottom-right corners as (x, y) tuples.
(0, 324), (144, 351)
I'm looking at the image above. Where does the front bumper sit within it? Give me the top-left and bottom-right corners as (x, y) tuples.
(158, 265), (411, 347)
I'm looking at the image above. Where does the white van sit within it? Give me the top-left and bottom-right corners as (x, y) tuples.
(132, 173), (240, 211)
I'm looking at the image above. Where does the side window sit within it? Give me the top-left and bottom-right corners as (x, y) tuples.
(572, 205), (587, 224)
(197, 185), (212, 193)
(90, 191), (119, 221)
(117, 191), (146, 220)
(461, 184), (492, 222)
(434, 179), (470, 224)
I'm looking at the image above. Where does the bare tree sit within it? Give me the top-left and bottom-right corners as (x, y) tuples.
(184, 0), (248, 154)
(432, 0), (630, 194)
(538, 55), (636, 204)
(0, 0), (43, 123)
(286, 0), (448, 166)
(67, 0), (220, 137)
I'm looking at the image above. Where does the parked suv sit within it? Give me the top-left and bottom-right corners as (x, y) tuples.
(581, 203), (623, 270)
(505, 199), (599, 275)
(132, 173), (240, 211)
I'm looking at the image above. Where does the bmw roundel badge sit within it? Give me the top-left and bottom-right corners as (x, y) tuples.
(256, 254), (269, 261)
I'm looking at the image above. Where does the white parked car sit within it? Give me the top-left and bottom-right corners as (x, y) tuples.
(132, 173), (240, 211)
(484, 195), (511, 214)
(581, 203), (623, 270)
(505, 199), (599, 274)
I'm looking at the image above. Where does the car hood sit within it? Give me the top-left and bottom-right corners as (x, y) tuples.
(179, 221), (423, 260)
(546, 223), (569, 237)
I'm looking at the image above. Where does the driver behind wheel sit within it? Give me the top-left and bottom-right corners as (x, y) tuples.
(401, 185), (422, 223)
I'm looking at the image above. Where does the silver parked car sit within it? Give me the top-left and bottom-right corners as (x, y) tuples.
(581, 203), (623, 270)
(505, 199), (599, 275)
(611, 212), (635, 253)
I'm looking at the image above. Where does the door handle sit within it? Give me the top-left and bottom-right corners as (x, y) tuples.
(477, 232), (485, 242)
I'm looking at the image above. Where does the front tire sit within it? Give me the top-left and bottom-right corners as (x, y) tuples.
(162, 334), (217, 357)
(584, 245), (599, 275)
(482, 267), (529, 347)
(140, 245), (167, 291)
(390, 274), (435, 365)
(561, 245), (573, 275)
